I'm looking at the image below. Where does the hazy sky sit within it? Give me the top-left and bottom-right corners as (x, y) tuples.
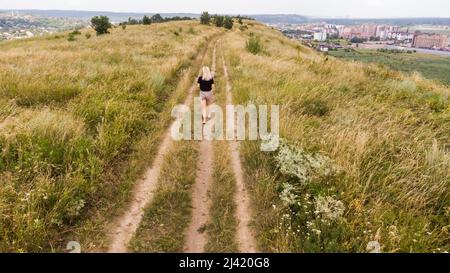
(1, 0), (449, 18)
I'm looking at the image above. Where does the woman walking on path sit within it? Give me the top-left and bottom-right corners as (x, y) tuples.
(197, 66), (215, 124)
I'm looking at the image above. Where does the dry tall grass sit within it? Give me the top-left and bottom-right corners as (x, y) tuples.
(224, 22), (449, 252)
(1, 18), (448, 253)
(0, 21), (220, 252)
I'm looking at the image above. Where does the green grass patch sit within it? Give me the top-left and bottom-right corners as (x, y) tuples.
(329, 49), (450, 86)
(129, 142), (199, 252)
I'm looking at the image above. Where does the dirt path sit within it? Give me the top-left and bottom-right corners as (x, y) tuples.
(107, 39), (256, 253)
(107, 131), (172, 253)
(183, 43), (217, 253)
(183, 137), (214, 252)
(106, 42), (213, 253)
(222, 53), (258, 253)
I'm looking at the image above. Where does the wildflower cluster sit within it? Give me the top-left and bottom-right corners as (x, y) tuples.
(270, 138), (350, 251)
(275, 139), (336, 183)
(314, 195), (345, 222)
(279, 183), (298, 206)
(260, 133), (280, 152)
(269, 208), (303, 249)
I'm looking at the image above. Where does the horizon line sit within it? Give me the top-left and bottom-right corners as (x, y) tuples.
(1, 8), (450, 20)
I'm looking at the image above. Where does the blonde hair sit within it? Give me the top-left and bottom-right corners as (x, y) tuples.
(202, 66), (213, 81)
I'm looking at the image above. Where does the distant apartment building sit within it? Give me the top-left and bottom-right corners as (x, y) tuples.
(340, 26), (357, 39)
(340, 24), (377, 39)
(336, 25), (345, 35)
(389, 32), (414, 42)
(314, 32), (327, 41)
(376, 25), (387, 40)
(388, 26), (400, 33)
(361, 24), (377, 39)
(412, 33), (448, 49)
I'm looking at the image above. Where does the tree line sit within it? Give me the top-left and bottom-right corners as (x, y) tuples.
(122, 14), (195, 26)
(90, 14), (195, 35)
(90, 12), (252, 36)
(200, 12), (254, 30)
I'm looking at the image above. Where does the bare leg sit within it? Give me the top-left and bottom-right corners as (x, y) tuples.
(206, 99), (210, 119)
(201, 98), (207, 124)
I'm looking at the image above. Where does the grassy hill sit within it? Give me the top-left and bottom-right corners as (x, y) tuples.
(222, 22), (449, 252)
(0, 20), (448, 253)
(0, 21), (221, 252)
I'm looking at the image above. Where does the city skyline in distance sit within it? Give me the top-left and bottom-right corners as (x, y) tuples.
(1, 0), (450, 19)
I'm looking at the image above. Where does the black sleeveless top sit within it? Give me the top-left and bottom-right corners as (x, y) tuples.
(198, 77), (214, 92)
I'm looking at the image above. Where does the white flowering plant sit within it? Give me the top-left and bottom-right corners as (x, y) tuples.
(256, 135), (357, 251)
(279, 183), (299, 206)
(274, 139), (337, 184)
(314, 195), (346, 222)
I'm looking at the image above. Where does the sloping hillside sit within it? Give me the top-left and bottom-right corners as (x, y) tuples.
(0, 21), (221, 252)
(0, 19), (448, 253)
(222, 22), (449, 253)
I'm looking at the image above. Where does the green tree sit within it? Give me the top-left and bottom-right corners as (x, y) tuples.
(214, 15), (224, 27)
(151, 14), (164, 23)
(127, 17), (139, 25)
(143, 15), (152, 25)
(200, 11), (211, 25)
(350, 37), (366, 43)
(91, 16), (112, 35)
(224, 16), (234, 30)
